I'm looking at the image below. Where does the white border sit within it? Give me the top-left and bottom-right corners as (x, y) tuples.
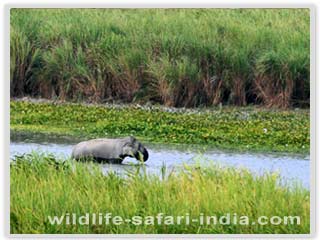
(1, 1), (317, 239)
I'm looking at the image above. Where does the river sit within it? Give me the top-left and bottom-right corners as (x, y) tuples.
(10, 132), (310, 189)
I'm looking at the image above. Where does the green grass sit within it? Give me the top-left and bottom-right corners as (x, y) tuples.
(10, 153), (310, 234)
(10, 100), (310, 154)
(10, 9), (310, 108)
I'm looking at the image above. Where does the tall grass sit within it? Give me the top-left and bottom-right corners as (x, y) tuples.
(10, 153), (310, 234)
(10, 9), (310, 108)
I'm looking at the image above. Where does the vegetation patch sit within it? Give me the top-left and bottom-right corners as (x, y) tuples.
(10, 100), (310, 153)
(10, 153), (310, 234)
(10, 9), (309, 108)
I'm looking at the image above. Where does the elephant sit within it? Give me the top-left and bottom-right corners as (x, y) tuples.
(71, 136), (149, 164)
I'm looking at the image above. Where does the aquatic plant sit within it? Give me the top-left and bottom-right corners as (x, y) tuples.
(10, 101), (310, 153)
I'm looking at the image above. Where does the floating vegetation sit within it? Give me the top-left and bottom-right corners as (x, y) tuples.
(10, 100), (310, 153)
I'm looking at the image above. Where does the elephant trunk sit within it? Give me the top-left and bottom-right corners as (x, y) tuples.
(134, 145), (149, 162)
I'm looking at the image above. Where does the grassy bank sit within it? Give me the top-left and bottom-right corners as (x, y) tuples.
(10, 153), (310, 234)
(10, 100), (309, 153)
(11, 9), (309, 108)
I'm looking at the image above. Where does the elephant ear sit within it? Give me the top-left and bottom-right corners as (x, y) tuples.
(129, 136), (137, 144)
(122, 144), (135, 157)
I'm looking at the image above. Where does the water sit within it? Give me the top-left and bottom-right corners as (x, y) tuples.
(10, 133), (310, 189)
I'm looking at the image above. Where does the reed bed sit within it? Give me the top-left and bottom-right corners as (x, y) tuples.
(10, 9), (310, 108)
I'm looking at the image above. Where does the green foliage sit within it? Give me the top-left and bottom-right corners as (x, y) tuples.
(10, 153), (310, 234)
(10, 27), (41, 96)
(10, 101), (310, 153)
(10, 9), (310, 108)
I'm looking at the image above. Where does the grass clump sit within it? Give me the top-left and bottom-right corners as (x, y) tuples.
(10, 100), (310, 153)
(10, 9), (310, 108)
(10, 153), (310, 234)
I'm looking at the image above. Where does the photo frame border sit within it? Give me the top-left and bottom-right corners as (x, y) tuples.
(2, 2), (316, 239)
